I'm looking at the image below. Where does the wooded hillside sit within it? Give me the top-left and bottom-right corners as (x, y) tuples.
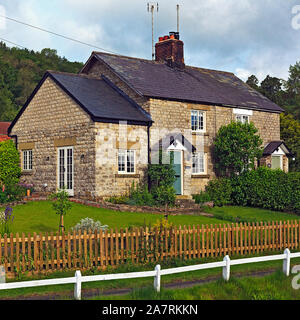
(0, 41), (83, 121)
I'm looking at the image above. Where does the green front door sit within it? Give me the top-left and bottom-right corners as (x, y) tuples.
(170, 151), (182, 195)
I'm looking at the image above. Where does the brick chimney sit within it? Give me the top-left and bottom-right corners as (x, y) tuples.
(155, 32), (185, 69)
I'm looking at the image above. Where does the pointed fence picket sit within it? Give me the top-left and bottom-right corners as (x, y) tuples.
(0, 220), (300, 273)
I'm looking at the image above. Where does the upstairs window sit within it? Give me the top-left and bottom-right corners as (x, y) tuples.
(236, 114), (249, 124)
(23, 150), (33, 171)
(192, 152), (206, 174)
(191, 110), (206, 132)
(118, 150), (135, 174)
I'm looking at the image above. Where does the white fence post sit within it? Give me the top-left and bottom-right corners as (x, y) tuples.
(74, 270), (82, 300)
(222, 255), (230, 281)
(283, 248), (291, 276)
(154, 264), (161, 292)
(0, 266), (5, 284)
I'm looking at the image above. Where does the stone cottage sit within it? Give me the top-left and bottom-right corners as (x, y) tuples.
(8, 32), (291, 199)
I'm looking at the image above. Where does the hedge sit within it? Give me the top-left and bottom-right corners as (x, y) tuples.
(195, 167), (300, 214)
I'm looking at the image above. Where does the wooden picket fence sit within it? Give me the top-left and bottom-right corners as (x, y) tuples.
(0, 220), (300, 273)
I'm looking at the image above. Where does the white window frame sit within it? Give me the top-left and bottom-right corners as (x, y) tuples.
(192, 152), (207, 175)
(57, 146), (74, 196)
(236, 114), (250, 124)
(22, 150), (33, 171)
(191, 110), (206, 133)
(118, 149), (135, 174)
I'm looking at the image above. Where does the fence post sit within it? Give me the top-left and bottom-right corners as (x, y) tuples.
(0, 266), (5, 284)
(283, 248), (291, 276)
(222, 255), (230, 281)
(154, 264), (161, 293)
(74, 270), (82, 300)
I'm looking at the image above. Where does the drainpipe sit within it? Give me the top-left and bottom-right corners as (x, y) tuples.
(147, 123), (151, 191)
(9, 134), (18, 150)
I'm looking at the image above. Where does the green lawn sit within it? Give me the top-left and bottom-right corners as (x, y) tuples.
(4, 201), (226, 234)
(204, 205), (300, 223)
(100, 270), (300, 300)
(1, 256), (300, 300)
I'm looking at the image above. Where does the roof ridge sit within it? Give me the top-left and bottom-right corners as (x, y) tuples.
(47, 70), (100, 80)
(94, 51), (235, 75)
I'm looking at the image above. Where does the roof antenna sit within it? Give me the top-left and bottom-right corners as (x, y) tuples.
(147, 2), (159, 60)
(177, 4), (180, 33)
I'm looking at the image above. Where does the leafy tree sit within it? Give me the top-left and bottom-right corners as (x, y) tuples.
(280, 113), (300, 172)
(260, 75), (284, 106)
(0, 140), (21, 185)
(246, 75), (259, 90)
(48, 188), (72, 233)
(213, 121), (263, 177)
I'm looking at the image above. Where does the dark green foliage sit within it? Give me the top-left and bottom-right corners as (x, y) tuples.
(213, 121), (263, 177)
(192, 191), (212, 204)
(0, 140), (21, 185)
(205, 178), (232, 207)
(0, 42), (83, 121)
(197, 167), (300, 213)
(151, 185), (176, 207)
(127, 183), (155, 206)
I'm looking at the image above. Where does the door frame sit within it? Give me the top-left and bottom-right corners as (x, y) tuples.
(57, 146), (74, 196)
(168, 149), (184, 195)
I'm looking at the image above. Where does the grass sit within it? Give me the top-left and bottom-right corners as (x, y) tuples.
(1, 255), (300, 300)
(100, 270), (300, 300)
(4, 201), (226, 234)
(204, 206), (300, 223)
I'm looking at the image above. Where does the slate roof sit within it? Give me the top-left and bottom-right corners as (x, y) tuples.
(49, 72), (152, 125)
(86, 52), (284, 113)
(263, 141), (292, 156)
(8, 72), (152, 134)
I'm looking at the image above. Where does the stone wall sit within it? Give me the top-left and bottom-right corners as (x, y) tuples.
(10, 77), (97, 198)
(94, 122), (148, 199)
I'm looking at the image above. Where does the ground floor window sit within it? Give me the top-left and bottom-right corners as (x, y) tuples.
(22, 150), (33, 171)
(192, 152), (206, 174)
(271, 155), (282, 170)
(118, 150), (135, 173)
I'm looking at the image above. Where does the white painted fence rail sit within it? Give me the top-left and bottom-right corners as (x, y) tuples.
(0, 249), (299, 300)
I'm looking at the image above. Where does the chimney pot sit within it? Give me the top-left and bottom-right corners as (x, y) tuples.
(155, 32), (185, 69)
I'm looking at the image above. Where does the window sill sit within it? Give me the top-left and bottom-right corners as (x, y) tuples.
(22, 170), (33, 175)
(191, 174), (210, 179)
(192, 132), (209, 136)
(115, 174), (140, 178)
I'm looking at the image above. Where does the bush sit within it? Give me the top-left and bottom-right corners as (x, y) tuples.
(71, 217), (108, 233)
(0, 140), (21, 185)
(193, 191), (212, 204)
(107, 195), (130, 204)
(151, 185), (176, 207)
(128, 183), (155, 206)
(205, 178), (232, 206)
(196, 167), (300, 214)
(0, 182), (26, 204)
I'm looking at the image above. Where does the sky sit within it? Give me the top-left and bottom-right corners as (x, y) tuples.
(0, 0), (299, 82)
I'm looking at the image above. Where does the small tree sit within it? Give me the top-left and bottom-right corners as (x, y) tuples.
(48, 188), (72, 233)
(213, 121), (263, 177)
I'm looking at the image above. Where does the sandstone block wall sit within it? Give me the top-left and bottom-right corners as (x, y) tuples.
(10, 77), (97, 198)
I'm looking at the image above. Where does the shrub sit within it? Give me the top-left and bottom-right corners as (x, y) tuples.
(205, 178), (232, 206)
(197, 167), (300, 214)
(193, 191), (212, 204)
(71, 218), (108, 233)
(128, 183), (155, 206)
(0, 182), (26, 204)
(151, 185), (176, 207)
(107, 195), (130, 204)
(0, 140), (21, 185)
